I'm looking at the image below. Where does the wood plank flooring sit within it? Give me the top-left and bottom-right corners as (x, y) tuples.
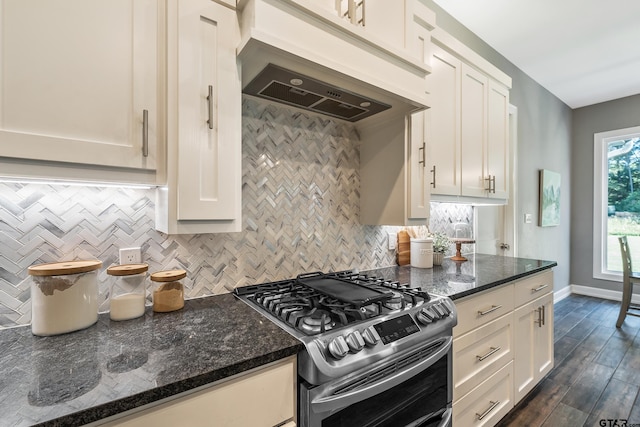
(496, 294), (640, 427)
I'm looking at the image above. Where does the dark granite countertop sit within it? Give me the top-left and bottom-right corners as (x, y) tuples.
(0, 293), (302, 427)
(0, 254), (555, 427)
(365, 253), (557, 300)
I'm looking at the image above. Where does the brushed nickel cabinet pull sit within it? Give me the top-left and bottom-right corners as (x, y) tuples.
(542, 304), (545, 326)
(536, 306), (543, 327)
(532, 284), (549, 292)
(478, 305), (502, 316)
(485, 175), (492, 192)
(359, 0), (365, 26)
(430, 165), (436, 188)
(142, 109), (149, 157)
(476, 346), (501, 361)
(206, 85), (214, 130)
(491, 175), (497, 193)
(476, 400), (500, 421)
(418, 142), (426, 166)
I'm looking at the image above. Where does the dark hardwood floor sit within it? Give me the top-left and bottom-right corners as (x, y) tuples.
(496, 294), (640, 427)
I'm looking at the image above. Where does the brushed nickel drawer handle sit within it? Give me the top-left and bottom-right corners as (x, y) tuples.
(476, 346), (501, 361)
(478, 305), (502, 316)
(476, 400), (500, 421)
(532, 284), (549, 292)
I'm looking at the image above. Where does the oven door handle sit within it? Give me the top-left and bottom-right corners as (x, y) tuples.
(311, 336), (452, 412)
(406, 407), (452, 427)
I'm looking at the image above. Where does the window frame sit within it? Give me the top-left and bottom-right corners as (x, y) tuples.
(593, 125), (640, 281)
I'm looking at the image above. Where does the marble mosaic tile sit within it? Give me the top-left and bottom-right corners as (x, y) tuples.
(0, 98), (472, 328)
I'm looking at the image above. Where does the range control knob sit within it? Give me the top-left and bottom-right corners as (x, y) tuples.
(346, 330), (365, 352)
(417, 307), (435, 325)
(362, 326), (381, 347)
(439, 301), (452, 316)
(433, 303), (447, 318)
(328, 336), (349, 359)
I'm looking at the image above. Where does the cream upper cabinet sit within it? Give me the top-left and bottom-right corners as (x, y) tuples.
(460, 63), (489, 198)
(429, 28), (512, 203)
(0, 0), (162, 178)
(429, 45), (461, 196)
(156, 0), (242, 234)
(487, 81), (510, 199)
(359, 1), (434, 226)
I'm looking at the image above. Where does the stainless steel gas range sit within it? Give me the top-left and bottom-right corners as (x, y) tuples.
(234, 269), (457, 427)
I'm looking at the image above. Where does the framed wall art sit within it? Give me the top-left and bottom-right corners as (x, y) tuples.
(539, 169), (561, 227)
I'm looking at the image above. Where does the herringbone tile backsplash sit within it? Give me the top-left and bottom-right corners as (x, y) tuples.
(0, 98), (471, 328)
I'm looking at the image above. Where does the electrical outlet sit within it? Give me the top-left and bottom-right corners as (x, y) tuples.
(524, 214), (533, 224)
(119, 247), (142, 264)
(388, 232), (397, 250)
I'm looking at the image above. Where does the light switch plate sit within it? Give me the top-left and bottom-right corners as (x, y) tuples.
(388, 232), (397, 250)
(524, 214), (533, 224)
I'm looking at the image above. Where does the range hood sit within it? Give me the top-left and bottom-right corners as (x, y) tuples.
(236, 0), (431, 124)
(243, 64), (391, 122)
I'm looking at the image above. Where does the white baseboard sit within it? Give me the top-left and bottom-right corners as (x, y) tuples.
(553, 286), (572, 303)
(570, 284), (640, 304)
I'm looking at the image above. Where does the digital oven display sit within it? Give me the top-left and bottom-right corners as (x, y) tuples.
(373, 314), (420, 345)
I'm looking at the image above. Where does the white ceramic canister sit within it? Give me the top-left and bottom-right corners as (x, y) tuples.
(410, 238), (433, 269)
(107, 263), (148, 321)
(28, 260), (102, 336)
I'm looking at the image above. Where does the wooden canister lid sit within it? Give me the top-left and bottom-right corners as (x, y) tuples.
(28, 260), (102, 276)
(107, 263), (149, 276)
(150, 269), (187, 282)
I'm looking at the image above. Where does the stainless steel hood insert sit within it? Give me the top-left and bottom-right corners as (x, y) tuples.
(243, 64), (391, 122)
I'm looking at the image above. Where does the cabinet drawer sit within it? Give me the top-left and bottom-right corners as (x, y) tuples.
(453, 361), (514, 427)
(454, 284), (514, 337)
(514, 270), (553, 308)
(453, 313), (513, 400)
(99, 357), (296, 427)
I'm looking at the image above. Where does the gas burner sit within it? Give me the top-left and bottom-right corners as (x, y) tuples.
(235, 270), (431, 336)
(299, 309), (335, 334)
(382, 291), (406, 311)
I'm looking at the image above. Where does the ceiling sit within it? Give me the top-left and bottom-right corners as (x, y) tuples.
(432, 0), (640, 109)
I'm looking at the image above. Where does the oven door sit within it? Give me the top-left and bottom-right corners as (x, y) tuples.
(300, 336), (452, 427)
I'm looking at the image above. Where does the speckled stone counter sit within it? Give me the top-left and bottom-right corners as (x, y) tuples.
(365, 253), (557, 300)
(0, 293), (302, 427)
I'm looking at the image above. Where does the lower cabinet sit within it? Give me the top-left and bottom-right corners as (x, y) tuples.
(513, 287), (554, 402)
(452, 270), (554, 427)
(453, 361), (514, 427)
(97, 357), (296, 427)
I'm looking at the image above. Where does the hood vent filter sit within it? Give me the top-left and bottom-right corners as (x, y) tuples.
(243, 64), (390, 122)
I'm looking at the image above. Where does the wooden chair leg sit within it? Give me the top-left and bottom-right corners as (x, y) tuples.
(617, 280), (633, 328)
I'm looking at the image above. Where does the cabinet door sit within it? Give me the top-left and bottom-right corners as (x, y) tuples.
(429, 45), (461, 196)
(408, 112), (430, 219)
(176, 0), (240, 220)
(460, 63), (488, 197)
(513, 292), (554, 402)
(0, 0), (159, 170)
(487, 81), (509, 199)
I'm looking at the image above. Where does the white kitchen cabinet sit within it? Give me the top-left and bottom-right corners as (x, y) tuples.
(359, 2), (435, 226)
(452, 269), (554, 426)
(98, 357), (297, 427)
(156, 0), (242, 234)
(453, 361), (514, 427)
(0, 0), (163, 183)
(428, 45), (461, 196)
(513, 271), (554, 402)
(429, 28), (512, 203)
(460, 63), (489, 198)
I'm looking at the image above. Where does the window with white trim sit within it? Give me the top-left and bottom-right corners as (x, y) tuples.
(593, 126), (640, 280)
